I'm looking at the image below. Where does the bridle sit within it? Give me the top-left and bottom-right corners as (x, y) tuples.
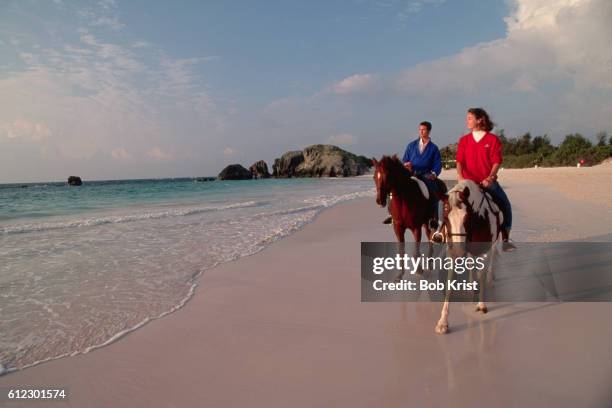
(435, 199), (467, 243)
(438, 187), (502, 242)
(374, 169), (389, 206)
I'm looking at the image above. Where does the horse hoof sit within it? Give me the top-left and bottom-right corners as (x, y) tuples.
(431, 232), (444, 243)
(435, 322), (449, 334)
(476, 305), (488, 314)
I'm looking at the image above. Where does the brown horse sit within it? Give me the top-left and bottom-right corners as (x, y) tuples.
(434, 179), (503, 334)
(372, 155), (443, 243)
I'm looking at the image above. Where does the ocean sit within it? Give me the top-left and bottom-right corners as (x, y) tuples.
(0, 176), (374, 372)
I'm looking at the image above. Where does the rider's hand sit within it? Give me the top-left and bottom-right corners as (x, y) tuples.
(481, 177), (493, 188)
(403, 162), (413, 171)
(426, 173), (436, 181)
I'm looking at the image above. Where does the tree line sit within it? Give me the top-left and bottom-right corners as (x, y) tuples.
(440, 131), (612, 168)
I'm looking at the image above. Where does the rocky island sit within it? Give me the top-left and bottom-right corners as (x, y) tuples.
(217, 144), (371, 180)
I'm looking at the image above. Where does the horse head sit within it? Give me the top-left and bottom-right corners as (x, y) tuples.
(445, 180), (474, 243)
(371, 157), (386, 207)
(445, 180), (502, 247)
(371, 155), (401, 207)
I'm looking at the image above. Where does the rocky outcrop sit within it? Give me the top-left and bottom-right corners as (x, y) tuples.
(249, 160), (271, 179)
(274, 144), (369, 178)
(67, 176), (82, 186)
(217, 164), (253, 180)
(272, 151), (304, 178)
(217, 145), (371, 180)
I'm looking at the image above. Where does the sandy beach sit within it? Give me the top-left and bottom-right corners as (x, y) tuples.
(1, 165), (612, 407)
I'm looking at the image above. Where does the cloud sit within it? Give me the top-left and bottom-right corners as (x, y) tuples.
(0, 119), (52, 141)
(0, 1), (224, 173)
(331, 74), (380, 95)
(389, 0), (612, 136)
(327, 133), (357, 146)
(146, 147), (173, 161)
(400, 0), (446, 16)
(90, 15), (124, 30)
(131, 40), (150, 48)
(396, 0), (612, 94)
(111, 147), (132, 159)
(223, 147), (238, 156)
(76, 0), (124, 31)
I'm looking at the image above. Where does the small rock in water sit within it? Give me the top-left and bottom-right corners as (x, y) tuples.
(0, 364), (6, 375)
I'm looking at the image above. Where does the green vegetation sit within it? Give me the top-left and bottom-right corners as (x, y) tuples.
(442, 131), (611, 168)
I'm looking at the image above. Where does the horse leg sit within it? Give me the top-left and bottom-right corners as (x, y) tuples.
(394, 224), (406, 282)
(436, 269), (453, 334)
(436, 251), (455, 334)
(412, 227), (422, 244)
(486, 246), (497, 286)
(476, 250), (492, 314)
(410, 228), (426, 275)
(424, 223), (432, 242)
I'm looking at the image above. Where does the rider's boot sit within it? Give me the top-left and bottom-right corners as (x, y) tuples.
(382, 216), (392, 225)
(501, 228), (516, 252)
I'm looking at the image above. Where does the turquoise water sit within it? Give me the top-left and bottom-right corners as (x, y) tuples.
(0, 177), (374, 372)
(0, 178), (342, 223)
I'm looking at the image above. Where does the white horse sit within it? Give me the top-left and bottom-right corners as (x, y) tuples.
(435, 180), (504, 334)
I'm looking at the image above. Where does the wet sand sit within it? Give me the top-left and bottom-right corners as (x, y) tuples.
(1, 166), (611, 407)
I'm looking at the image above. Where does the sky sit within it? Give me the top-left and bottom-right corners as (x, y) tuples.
(1, 0), (611, 182)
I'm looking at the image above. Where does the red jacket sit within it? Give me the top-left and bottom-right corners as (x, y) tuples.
(456, 132), (503, 183)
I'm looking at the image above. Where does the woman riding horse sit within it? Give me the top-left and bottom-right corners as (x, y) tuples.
(456, 108), (516, 252)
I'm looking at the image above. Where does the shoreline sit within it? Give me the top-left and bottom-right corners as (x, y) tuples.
(0, 187), (372, 374)
(1, 167), (612, 406)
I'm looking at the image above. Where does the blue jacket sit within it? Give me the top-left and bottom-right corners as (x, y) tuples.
(402, 138), (442, 176)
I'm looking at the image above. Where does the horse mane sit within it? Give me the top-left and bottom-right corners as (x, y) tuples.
(379, 155), (412, 183)
(448, 180), (502, 221)
(448, 181), (468, 209)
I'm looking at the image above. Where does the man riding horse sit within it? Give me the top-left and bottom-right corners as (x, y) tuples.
(383, 121), (445, 234)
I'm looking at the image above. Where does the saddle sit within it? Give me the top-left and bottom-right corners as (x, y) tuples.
(432, 178), (448, 200)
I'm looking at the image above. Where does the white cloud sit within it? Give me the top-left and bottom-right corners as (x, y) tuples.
(90, 16), (124, 30)
(0, 2), (224, 173)
(111, 147), (132, 159)
(223, 147), (237, 156)
(390, 0), (612, 135)
(146, 147), (173, 161)
(0, 119), (52, 141)
(98, 0), (118, 11)
(327, 133), (357, 146)
(400, 0), (446, 17)
(75, 0), (124, 31)
(396, 0), (612, 93)
(131, 40), (150, 48)
(331, 74), (380, 95)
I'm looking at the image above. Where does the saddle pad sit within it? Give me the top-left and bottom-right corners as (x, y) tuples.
(411, 177), (429, 200)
